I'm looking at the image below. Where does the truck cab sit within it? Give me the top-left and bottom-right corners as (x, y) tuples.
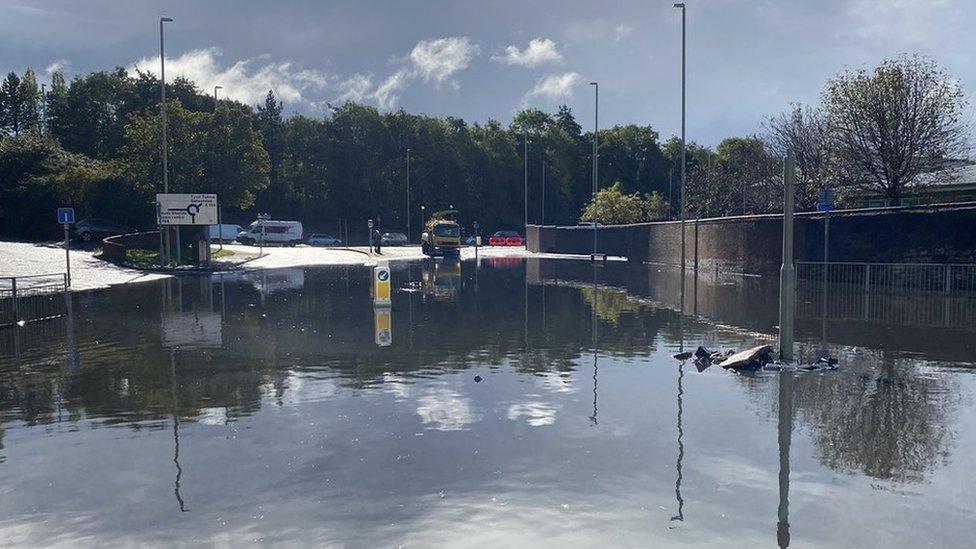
(421, 210), (461, 256)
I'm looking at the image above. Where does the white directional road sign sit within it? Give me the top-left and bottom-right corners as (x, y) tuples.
(156, 193), (218, 225)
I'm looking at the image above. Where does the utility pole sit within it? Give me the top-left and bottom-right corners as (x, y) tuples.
(674, 3), (686, 274)
(406, 148), (411, 243)
(541, 151), (546, 226)
(160, 16), (173, 264)
(590, 81), (599, 260)
(213, 85), (222, 111)
(779, 152), (796, 361)
(523, 127), (528, 235)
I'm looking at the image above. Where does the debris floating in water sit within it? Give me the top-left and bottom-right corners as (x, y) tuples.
(672, 351), (693, 361)
(474, 375), (483, 383)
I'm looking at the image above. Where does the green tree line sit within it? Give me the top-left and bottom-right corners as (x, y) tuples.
(1, 55), (967, 239)
(0, 66), (680, 239)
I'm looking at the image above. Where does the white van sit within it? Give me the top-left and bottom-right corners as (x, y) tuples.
(209, 224), (245, 243)
(237, 220), (304, 246)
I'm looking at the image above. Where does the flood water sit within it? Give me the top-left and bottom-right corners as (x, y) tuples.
(1, 258), (975, 547)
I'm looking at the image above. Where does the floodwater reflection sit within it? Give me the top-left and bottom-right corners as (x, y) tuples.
(0, 259), (974, 547)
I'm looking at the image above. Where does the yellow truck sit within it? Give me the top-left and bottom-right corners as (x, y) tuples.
(420, 210), (462, 257)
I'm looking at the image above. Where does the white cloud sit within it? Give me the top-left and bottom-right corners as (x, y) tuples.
(527, 72), (581, 100)
(847, 0), (952, 45)
(372, 68), (410, 109)
(130, 47), (329, 106)
(409, 36), (479, 87)
(358, 36), (478, 110)
(494, 38), (562, 67)
(45, 59), (70, 76)
(507, 401), (559, 427)
(614, 23), (634, 42)
(416, 387), (478, 431)
(336, 73), (372, 103)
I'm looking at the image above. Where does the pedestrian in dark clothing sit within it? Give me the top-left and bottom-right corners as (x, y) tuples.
(373, 229), (382, 254)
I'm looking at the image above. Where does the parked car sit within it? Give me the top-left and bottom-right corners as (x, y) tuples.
(73, 218), (135, 243)
(381, 232), (408, 246)
(237, 220), (304, 246)
(209, 224), (244, 243)
(488, 230), (524, 246)
(307, 233), (343, 246)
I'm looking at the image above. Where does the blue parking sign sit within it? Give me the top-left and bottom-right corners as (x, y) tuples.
(57, 207), (75, 224)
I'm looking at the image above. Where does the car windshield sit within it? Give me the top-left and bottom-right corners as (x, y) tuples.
(495, 231), (518, 237)
(433, 225), (460, 237)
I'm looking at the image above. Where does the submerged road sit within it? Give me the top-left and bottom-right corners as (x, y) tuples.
(0, 240), (536, 292)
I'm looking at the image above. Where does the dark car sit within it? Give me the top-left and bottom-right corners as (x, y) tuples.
(381, 232), (409, 246)
(74, 218), (135, 243)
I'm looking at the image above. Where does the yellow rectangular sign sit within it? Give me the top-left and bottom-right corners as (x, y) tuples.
(374, 264), (391, 304)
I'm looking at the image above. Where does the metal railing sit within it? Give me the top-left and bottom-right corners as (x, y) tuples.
(0, 273), (69, 328)
(796, 261), (976, 296)
(795, 262), (976, 330)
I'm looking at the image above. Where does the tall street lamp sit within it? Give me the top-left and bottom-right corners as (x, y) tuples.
(523, 127), (528, 235)
(213, 85), (222, 111)
(541, 150), (546, 226)
(160, 16), (173, 193)
(674, 2), (687, 273)
(406, 148), (411, 242)
(159, 16), (173, 265)
(590, 81), (599, 260)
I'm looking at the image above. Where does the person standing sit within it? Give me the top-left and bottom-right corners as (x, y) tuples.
(373, 228), (382, 255)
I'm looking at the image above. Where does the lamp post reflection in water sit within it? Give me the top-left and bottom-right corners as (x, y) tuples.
(171, 350), (187, 512)
(590, 263), (599, 426)
(672, 360), (685, 522)
(777, 371), (795, 548)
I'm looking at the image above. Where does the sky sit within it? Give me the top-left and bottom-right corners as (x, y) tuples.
(2, 0), (975, 147)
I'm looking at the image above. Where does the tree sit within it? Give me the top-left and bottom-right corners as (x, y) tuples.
(581, 182), (648, 225)
(644, 191), (670, 220)
(0, 135), (129, 237)
(715, 136), (779, 213)
(0, 72), (24, 136)
(764, 103), (833, 209)
(823, 56), (968, 206)
(123, 99), (268, 211)
(45, 71), (70, 140)
(255, 90), (286, 214)
(19, 69), (42, 136)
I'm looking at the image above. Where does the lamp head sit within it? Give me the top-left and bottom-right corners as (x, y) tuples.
(161, 16), (173, 22)
(673, 3), (685, 8)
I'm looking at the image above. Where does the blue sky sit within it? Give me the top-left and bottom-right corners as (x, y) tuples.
(2, 0), (974, 146)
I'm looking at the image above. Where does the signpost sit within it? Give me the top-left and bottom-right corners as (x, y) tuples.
(57, 207), (75, 286)
(816, 189), (836, 264)
(816, 189), (836, 362)
(373, 262), (391, 305)
(156, 193), (218, 226)
(156, 194), (218, 267)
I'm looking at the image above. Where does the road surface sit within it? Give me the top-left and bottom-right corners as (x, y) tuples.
(0, 241), (539, 292)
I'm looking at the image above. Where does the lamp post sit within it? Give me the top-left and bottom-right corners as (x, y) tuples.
(213, 85), (222, 111)
(523, 127), (528, 235)
(673, 3), (686, 273)
(590, 81), (599, 260)
(160, 16), (173, 265)
(406, 148), (411, 243)
(541, 150), (546, 226)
